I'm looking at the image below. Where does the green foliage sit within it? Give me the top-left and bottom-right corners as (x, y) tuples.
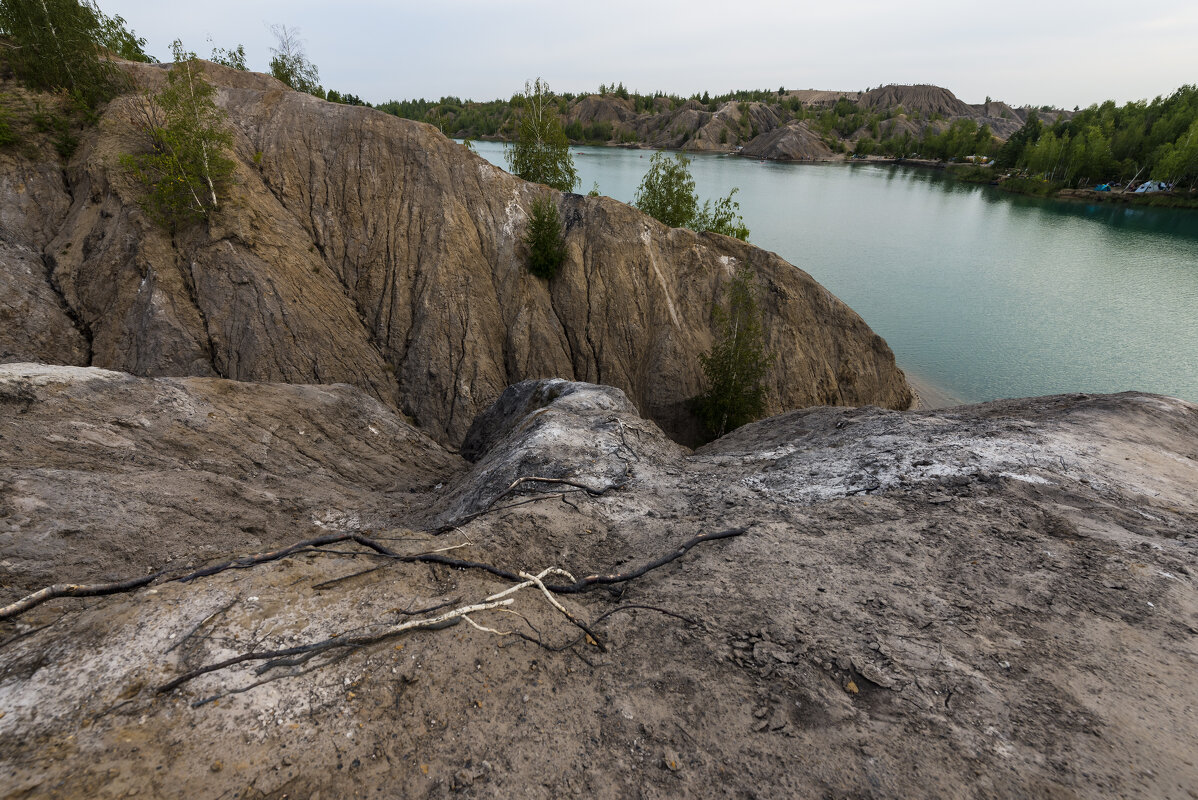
(634, 152), (749, 240)
(120, 41), (235, 229)
(0, 108), (17, 147)
(634, 152), (697, 227)
(564, 118), (614, 143)
(209, 41), (247, 71)
(95, 9), (150, 62)
(31, 105), (78, 157)
(997, 175), (1062, 196)
(268, 24), (322, 97)
(0, 0), (126, 108)
(919, 118), (996, 161)
(505, 78), (578, 192)
(325, 90), (368, 106)
(991, 86), (1198, 188)
(585, 120), (613, 142)
(370, 82), (1198, 187)
(524, 195), (567, 280)
(587, 181), (600, 197)
(693, 266), (774, 439)
(946, 164), (995, 183)
(1153, 118), (1198, 186)
(694, 188), (749, 240)
(995, 111), (1041, 167)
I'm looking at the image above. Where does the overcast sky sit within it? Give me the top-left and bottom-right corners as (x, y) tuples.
(103, 0), (1198, 109)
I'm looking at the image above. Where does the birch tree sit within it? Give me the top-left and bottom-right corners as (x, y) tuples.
(0, 0), (125, 107)
(121, 41), (234, 228)
(505, 78), (577, 192)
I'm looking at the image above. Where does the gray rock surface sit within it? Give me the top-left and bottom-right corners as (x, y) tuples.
(0, 151), (88, 366)
(1, 369), (1195, 799)
(0, 363), (461, 592)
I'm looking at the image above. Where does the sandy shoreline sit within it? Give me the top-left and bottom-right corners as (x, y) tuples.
(904, 369), (966, 410)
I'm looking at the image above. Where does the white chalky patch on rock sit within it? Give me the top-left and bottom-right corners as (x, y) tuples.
(502, 189), (526, 238)
(311, 510), (362, 530)
(0, 363), (127, 386)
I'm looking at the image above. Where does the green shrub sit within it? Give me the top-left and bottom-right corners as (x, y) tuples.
(0, 0), (126, 109)
(505, 78), (577, 192)
(524, 195), (567, 279)
(998, 176), (1062, 196)
(634, 151), (749, 240)
(634, 152), (697, 227)
(584, 120), (612, 142)
(0, 109), (16, 147)
(694, 189), (750, 240)
(692, 266), (774, 439)
(29, 105), (77, 158)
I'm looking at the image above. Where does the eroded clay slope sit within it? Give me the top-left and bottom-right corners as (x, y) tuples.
(1, 63), (911, 446)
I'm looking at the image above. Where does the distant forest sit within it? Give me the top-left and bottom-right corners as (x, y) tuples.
(373, 82), (1197, 189)
(995, 85), (1198, 188)
(375, 85), (1001, 157)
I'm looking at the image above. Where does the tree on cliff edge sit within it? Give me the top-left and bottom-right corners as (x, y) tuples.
(505, 78), (578, 192)
(635, 152), (750, 240)
(121, 40), (234, 228)
(0, 0), (126, 107)
(268, 24), (322, 97)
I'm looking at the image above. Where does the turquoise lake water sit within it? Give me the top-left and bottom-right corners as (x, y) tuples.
(471, 141), (1198, 405)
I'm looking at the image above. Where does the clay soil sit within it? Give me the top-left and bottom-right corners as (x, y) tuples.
(2, 371), (1196, 799)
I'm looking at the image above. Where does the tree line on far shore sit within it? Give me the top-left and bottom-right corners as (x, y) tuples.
(992, 86), (1198, 189)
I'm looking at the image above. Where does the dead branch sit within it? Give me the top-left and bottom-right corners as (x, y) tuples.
(2, 527), (744, 623)
(383, 527), (746, 593)
(591, 603), (700, 627)
(503, 475), (624, 496)
(157, 598), (511, 694)
(545, 528), (746, 593)
(192, 650), (354, 709)
(431, 473), (626, 534)
(175, 534), (371, 582)
(157, 565), (613, 695)
(543, 604), (700, 653)
(311, 565), (390, 591)
(0, 573), (163, 622)
(518, 569), (606, 651)
(165, 597), (238, 654)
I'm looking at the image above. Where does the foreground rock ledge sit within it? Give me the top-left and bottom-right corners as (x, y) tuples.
(1, 366), (1196, 799)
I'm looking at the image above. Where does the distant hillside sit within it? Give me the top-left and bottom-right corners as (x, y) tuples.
(377, 84), (1073, 163)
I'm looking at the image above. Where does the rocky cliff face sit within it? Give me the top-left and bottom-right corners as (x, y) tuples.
(0, 137), (88, 366)
(0, 63), (911, 447)
(1, 367), (1195, 799)
(740, 120), (833, 161)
